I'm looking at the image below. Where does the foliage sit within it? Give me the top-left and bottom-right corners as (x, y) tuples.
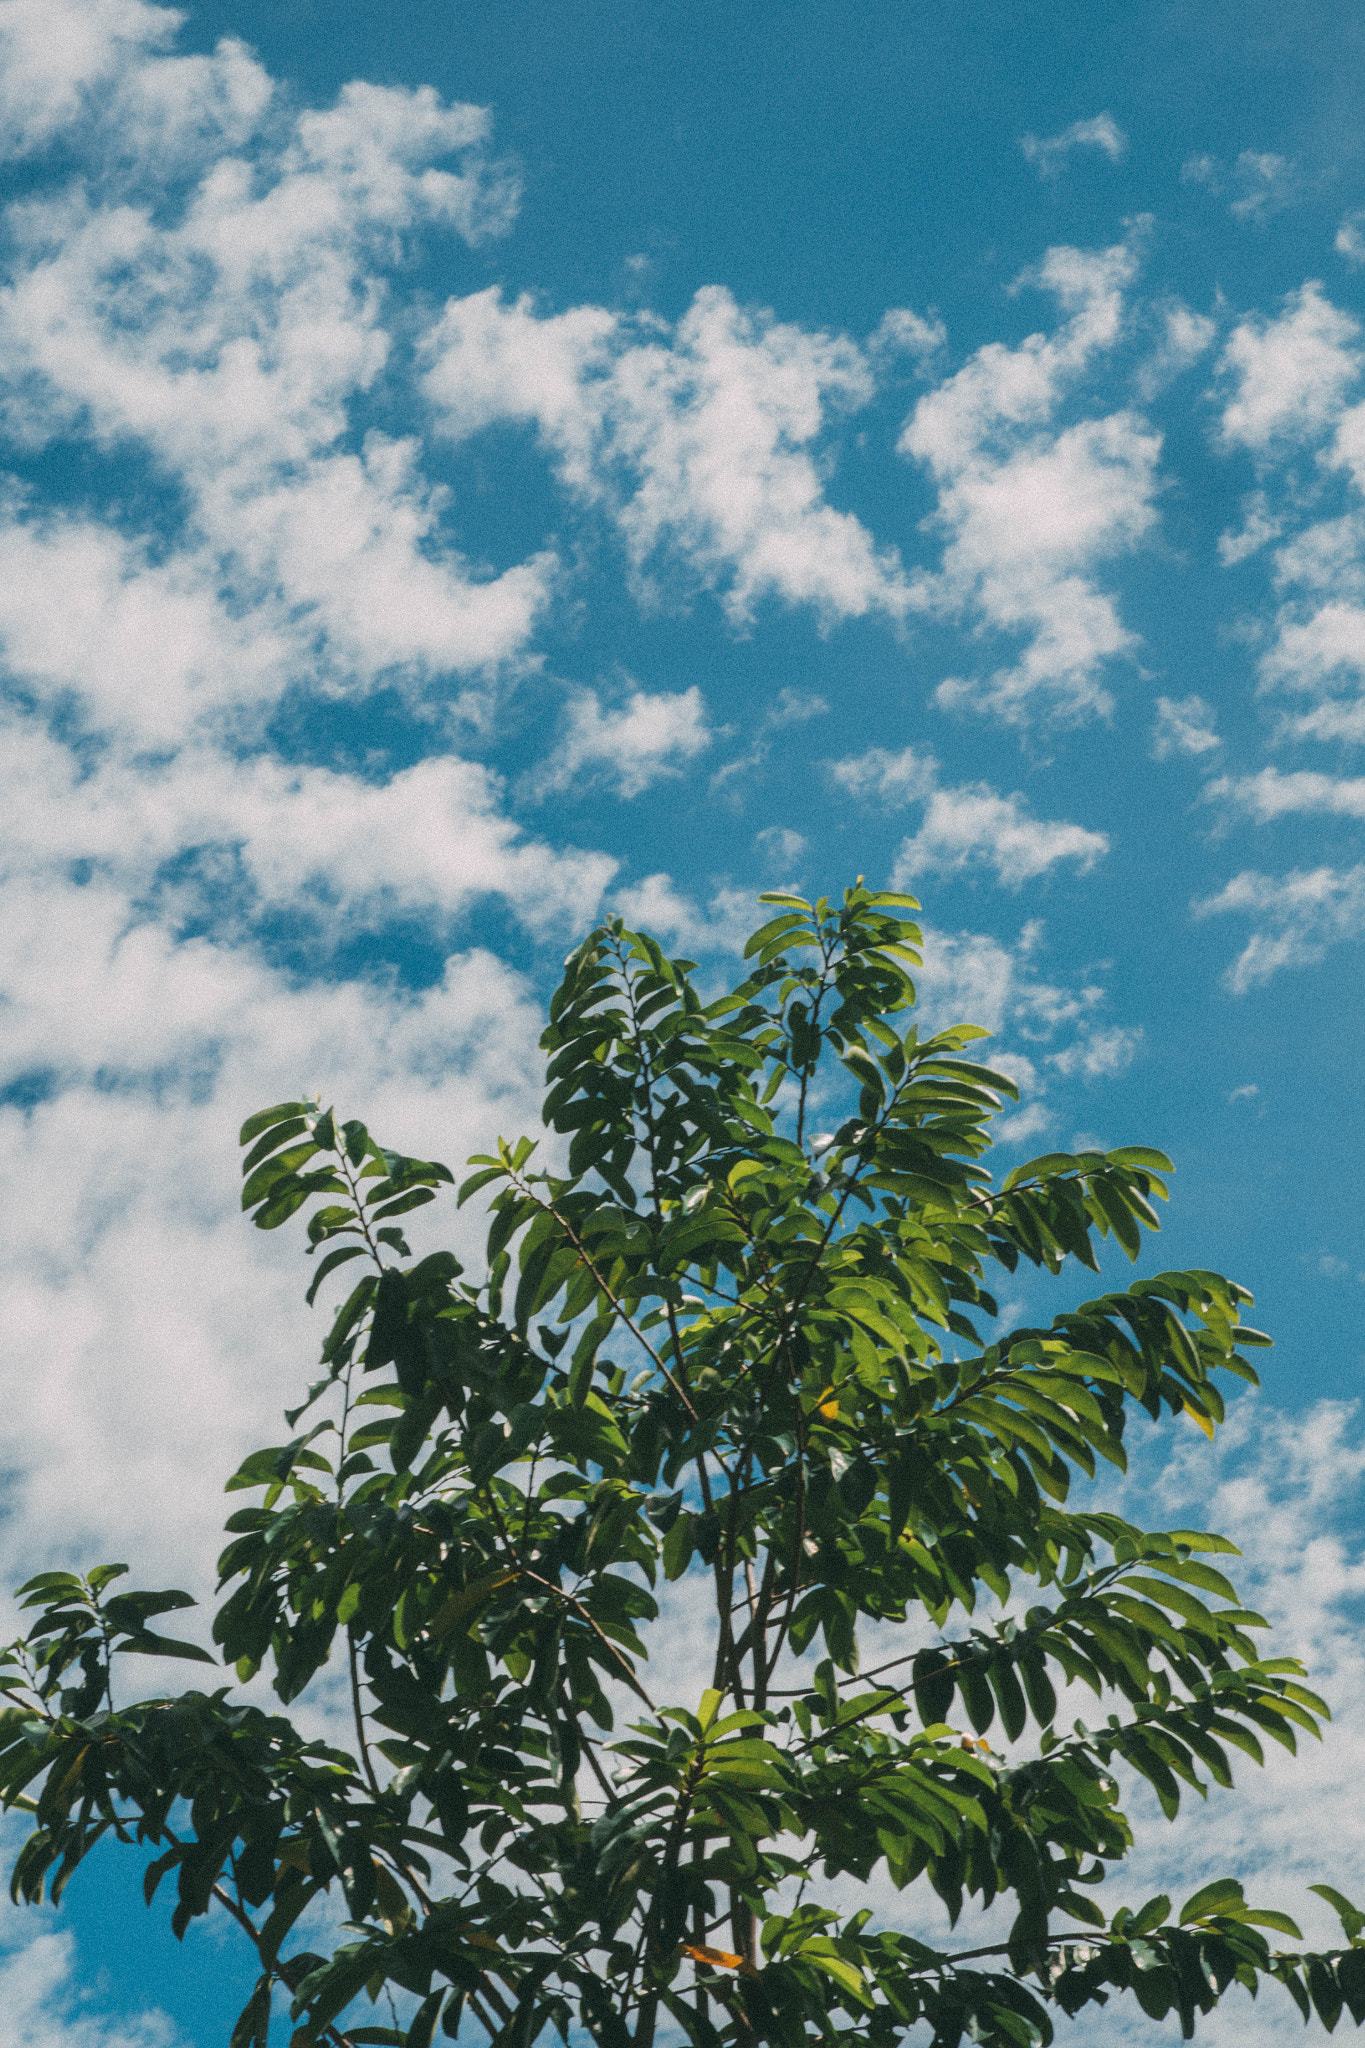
(1, 883), (1362, 2048)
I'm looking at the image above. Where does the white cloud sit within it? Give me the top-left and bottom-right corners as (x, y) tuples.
(1184, 151), (1301, 225)
(0, 909), (554, 1590)
(609, 873), (761, 956)
(1208, 763), (1365, 822)
(0, 0), (181, 159)
(2, 718), (617, 942)
(866, 307), (946, 364)
(1088, 1399), (1365, 2017)
(1271, 511), (1365, 596)
(423, 284), (913, 628)
(1151, 692), (1221, 758)
(1337, 212), (1365, 267)
(753, 824), (806, 872)
(899, 240), (1161, 723)
(0, 28), (542, 729)
(1045, 1020), (1142, 1079)
(1216, 282), (1362, 450)
(0, 6), (632, 1643)
(521, 683), (710, 801)
(1133, 301), (1216, 401)
(1249, 396), (1365, 735)
(1194, 863), (1365, 989)
(1020, 113), (1126, 177)
(1217, 489), (1282, 566)
(601, 290), (904, 623)
(1256, 594), (1365, 740)
(1228, 149), (1297, 223)
(0, 1927), (182, 2048)
(910, 919), (1134, 1122)
(990, 1099), (1054, 1144)
(827, 743), (939, 806)
(893, 784), (1108, 889)
(709, 685), (828, 792)
(905, 242), (1136, 469)
(830, 743), (1108, 886)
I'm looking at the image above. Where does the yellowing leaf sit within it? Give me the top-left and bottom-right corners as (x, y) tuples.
(430, 1571), (516, 1639)
(1182, 1402), (1216, 1441)
(683, 1943), (755, 1976)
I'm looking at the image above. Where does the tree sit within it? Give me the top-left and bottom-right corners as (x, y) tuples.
(1, 882), (1363, 2048)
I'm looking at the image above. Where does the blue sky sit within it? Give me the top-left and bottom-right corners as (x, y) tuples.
(5, 0), (1365, 2041)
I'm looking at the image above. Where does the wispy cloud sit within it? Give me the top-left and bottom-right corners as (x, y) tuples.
(1020, 113), (1126, 178)
(1194, 863), (1365, 990)
(1337, 212), (1365, 267)
(0, 1926), (183, 2048)
(830, 743), (1108, 886)
(1151, 693), (1221, 758)
(1217, 490), (1282, 566)
(1182, 149), (1300, 224)
(709, 686), (827, 792)
(1134, 302), (1216, 400)
(521, 684), (710, 801)
(1229, 150), (1297, 223)
(753, 824), (806, 874)
(909, 918), (1138, 1137)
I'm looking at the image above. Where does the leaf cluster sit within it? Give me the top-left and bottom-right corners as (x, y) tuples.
(0, 884), (1352, 2048)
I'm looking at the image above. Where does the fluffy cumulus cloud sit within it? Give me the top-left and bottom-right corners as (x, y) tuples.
(0, 0), (625, 1624)
(5, 719), (616, 941)
(4, 6), (1357, 2031)
(0, 30), (547, 716)
(1216, 283), (1362, 451)
(0, 1), (1009, 1657)
(422, 284), (915, 625)
(898, 241), (1162, 723)
(892, 785), (1108, 889)
(0, 907), (554, 1581)
(1209, 281), (1365, 762)
(830, 743), (1109, 885)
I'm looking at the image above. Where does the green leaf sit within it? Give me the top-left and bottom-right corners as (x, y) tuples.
(305, 1243), (368, 1307)
(30, 911), (1318, 2048)
(1312, 1884), (1365, 1941)
(1180, 1879), (1245, 1925)
(240, 1100), (312, 1146)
